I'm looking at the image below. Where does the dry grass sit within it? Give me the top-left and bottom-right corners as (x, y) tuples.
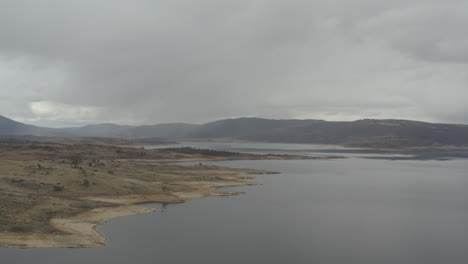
(0, 143), (277, 235)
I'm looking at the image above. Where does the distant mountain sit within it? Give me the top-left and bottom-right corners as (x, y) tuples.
(56, 123), (199, 138)
(190, 118), (324, 138)
(190, 118), (468, 147)
(0, 115), (53, 136)
(217, 118), (468, 147)
(2, 115), (468, 147)
(0, 115), (199, 139)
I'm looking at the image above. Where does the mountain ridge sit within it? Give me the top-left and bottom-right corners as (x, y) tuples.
(2, 115), (468, 147)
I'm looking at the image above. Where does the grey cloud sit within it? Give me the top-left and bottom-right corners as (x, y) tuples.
(345, 1), (468, 63)
(0, 0), (467, 125)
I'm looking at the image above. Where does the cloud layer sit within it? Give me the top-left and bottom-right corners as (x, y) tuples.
(0, 0), (467, 125)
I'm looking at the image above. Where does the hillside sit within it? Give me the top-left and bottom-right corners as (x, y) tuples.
(0, 115), (54, 136)
(184, 118), (468, 147)
(202, 118), (468, 147)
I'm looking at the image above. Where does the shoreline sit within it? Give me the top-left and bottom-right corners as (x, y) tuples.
(0, 180), (256, 248)
(0, 141), (315, 249)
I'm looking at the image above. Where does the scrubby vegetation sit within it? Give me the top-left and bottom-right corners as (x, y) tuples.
(0, 142), (288, 235)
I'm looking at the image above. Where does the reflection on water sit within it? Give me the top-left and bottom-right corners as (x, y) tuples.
(1, 143), (468, 264)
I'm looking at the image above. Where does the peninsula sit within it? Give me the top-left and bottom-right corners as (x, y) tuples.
(0, 141), (330, 248)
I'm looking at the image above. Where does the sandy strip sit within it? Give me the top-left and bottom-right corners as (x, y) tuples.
(0, 181), (253, 248)
(0, 205), (154, 248)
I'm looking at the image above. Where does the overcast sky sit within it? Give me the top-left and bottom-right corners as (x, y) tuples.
(0, 0), (467, 126)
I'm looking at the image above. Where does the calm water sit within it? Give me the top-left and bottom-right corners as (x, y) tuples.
(2, 143), (468, 264)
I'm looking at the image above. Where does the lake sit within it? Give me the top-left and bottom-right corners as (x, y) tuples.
(2, 142), (468, 264)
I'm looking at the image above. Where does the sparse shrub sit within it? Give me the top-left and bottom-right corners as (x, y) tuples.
(10, 178), (24, 183)
(70, 154), (82, 168)
(53, 184), (64, 191)
(9, 225), (28, 233)
(81, 179), (90, 187)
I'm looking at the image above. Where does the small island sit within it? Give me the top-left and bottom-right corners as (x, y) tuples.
(0, 141), (339, 248)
